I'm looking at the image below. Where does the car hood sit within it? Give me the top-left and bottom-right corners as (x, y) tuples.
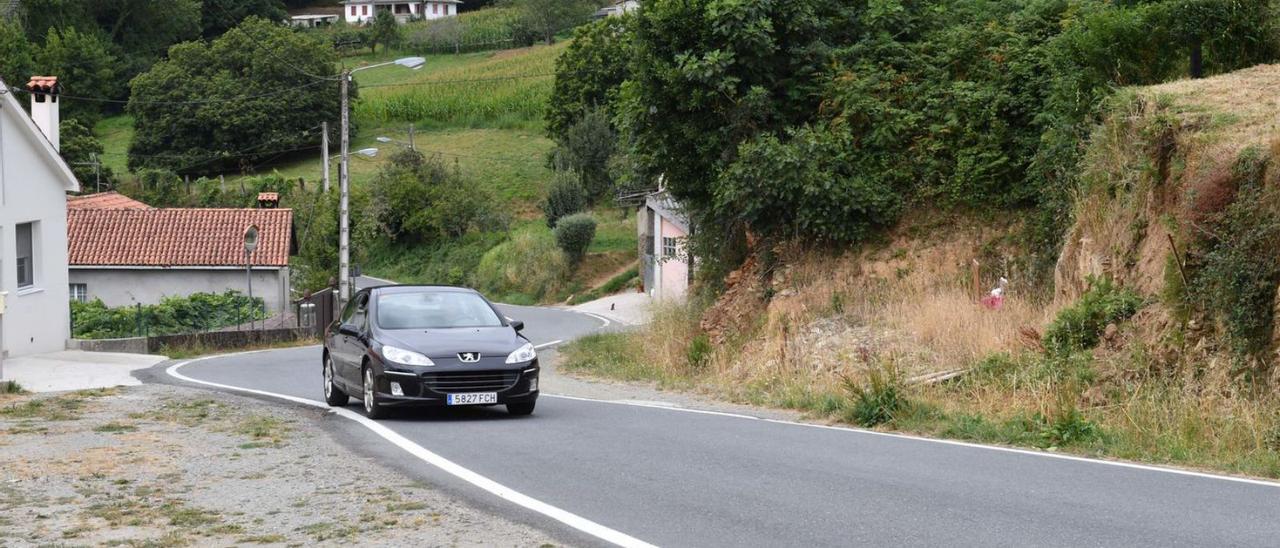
(378, 327), (523, 359)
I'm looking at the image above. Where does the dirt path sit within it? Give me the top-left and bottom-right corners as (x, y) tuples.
(0, 384), (562, 547)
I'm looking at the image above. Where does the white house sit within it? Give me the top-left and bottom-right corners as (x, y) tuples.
(638, 191), (692, 300)
(0, 76), (78, 359)
(67, 194), (295, 315)
(288, 14), (341, 28)
(595, 0), (640, 19)
(342, 0), (460, 24)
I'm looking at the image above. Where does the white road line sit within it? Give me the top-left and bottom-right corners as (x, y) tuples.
(579, 312), (612, 328)
(541, 394), (1280, 490)
(166, 356), (658, 548)
(534, 340), (564, 350)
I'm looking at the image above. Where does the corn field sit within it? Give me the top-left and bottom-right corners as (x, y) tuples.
(356, 42), (565, 128)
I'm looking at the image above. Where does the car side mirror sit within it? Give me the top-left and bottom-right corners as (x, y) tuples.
(510, 320), (525, 332)
(338, 324), (358, 336)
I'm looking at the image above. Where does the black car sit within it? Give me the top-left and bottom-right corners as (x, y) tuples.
(322, 285), (539, 419)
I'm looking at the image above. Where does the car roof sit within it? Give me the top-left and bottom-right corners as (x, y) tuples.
(365, 284), (478, 295)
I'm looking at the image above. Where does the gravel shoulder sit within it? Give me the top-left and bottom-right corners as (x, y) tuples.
(0, 383), (561, 547)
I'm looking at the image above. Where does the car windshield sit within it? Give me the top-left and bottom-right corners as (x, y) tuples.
(375, 291), (504, 330)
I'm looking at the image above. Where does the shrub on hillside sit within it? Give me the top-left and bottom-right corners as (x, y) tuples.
(541, 170), (586, 227)
(1042, 277), (1143, 356)
(364, 149), (503, 244)
(473, 231), (568, 303)
(554, 213), (596, 265)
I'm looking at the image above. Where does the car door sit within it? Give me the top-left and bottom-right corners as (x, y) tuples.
(339, 293), (371, 388)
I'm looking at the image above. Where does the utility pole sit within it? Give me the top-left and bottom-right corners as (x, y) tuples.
(408, 124), (415, 151)
(321, 121), (331, 193)
(338, 70), (352, 312)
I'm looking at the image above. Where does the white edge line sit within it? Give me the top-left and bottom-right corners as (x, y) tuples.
(541, 394), (1280, 490)
(165, 355), (657, 548)
(579, 312), (612, 328)
(534, 340), (564, 350)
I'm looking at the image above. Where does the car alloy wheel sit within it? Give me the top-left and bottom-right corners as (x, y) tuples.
(364, 368), (374, 413)
(324, 359), (334, 399)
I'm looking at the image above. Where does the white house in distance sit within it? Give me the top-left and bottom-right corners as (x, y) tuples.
(0, 76), (78, 359)
(342, 0), (461, 24)
(66, 193), (296, 315)
(638, 191), (692, 300)
(595, 0), (641, 19)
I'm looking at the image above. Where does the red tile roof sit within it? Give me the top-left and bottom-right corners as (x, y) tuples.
(68, 208), (293, 267)
(257, 192), (279, 202)
(67, 192), (151, 210)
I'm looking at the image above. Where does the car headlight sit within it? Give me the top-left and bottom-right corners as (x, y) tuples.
(505, 342), (537, 364)
(382, 345), (435, 367)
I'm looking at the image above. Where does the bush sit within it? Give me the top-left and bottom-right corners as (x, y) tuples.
(473, 231), (568, 303)
(71, 291), (265, 339)
(843, 367), (907, 427)
(1042, 277), (1143, 356)
(686, 334), (711, 370)
(551, 107), (617, 201)
(554, 213), (597, 265)
(542, 171), (587, 227)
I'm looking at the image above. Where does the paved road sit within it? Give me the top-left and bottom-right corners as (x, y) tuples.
(163, 298), (1280, 547)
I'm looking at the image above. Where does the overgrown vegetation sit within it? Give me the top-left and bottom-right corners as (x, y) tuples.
(71, 291), (265, 339)
(1042, 277), (1143, 356)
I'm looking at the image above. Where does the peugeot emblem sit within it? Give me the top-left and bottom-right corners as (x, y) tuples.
(458, 352), (481, 363)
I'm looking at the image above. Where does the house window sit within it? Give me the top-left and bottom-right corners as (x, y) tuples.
(662, 237), (678, 259)
(16, 222), (33, 288)
(362, 5), (368, 16)
(350, 5), (356, 16)
(70, 284), (87, 303)
(433, 3), (439, 14)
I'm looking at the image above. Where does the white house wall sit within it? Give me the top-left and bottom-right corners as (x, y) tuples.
(68, 268), (292, 315)
(0, 101), (72, 357)
(343, 2), (457, 24)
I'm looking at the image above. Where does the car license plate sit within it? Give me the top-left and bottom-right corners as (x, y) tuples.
(447, 392), (498, 405)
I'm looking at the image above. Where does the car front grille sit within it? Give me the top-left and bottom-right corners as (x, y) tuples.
(422, 370), (519, 394)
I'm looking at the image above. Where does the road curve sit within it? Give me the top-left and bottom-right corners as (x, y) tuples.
(161, 302), (1280, 548)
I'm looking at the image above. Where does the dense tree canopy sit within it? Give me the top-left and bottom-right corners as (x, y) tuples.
(546, 16), (630, 137)
(36, 27), (122, 124)
(502, 0), (598, 45)
(546, 0), (1280, 266)
(127, 17), (342, 175)
(0, 21), (34, 88)
(201, 0), (288, 38)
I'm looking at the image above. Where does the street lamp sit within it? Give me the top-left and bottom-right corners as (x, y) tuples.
(244, 224), (259, 331)
(338, 57), (425, 311)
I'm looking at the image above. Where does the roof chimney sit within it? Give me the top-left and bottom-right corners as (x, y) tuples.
(26, 76), (60, 151)
(257, 192), (280, 209)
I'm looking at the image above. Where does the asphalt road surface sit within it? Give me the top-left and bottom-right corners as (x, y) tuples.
(161, 292), (1280, 547)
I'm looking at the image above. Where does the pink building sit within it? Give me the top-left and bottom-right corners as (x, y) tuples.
(638, 192), (691, 300)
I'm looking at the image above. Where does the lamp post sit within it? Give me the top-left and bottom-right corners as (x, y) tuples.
(244, 224), (259, 331)
(338, 56), (424, 312)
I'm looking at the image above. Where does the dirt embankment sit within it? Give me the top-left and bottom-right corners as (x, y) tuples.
(0, 385), (561, 547)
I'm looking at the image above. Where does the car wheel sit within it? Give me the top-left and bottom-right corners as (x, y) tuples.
(363, 366), (386, 420)
(507, 402), (535, 416)
(323, 355), (349, 407)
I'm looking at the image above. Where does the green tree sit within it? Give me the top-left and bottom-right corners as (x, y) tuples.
(36, 27), (121, 124)
(363, 149), (503, 244)
(503, 0), (597, 45)
(618, 0), (853, 228)
(60, 119), (116, 191)
(546, 16), (631, 136)
(369, 10), (401, 53)
(127, 17), (342, 175)
(554, 213), (597, 266)
(553, 107), (616, 202)
(541, 170), (587, 227)
(202, 0), (288, 38)
(0, 20), (34, 88)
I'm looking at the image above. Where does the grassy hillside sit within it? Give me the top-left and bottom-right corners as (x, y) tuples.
(94, 38), (635, 303)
